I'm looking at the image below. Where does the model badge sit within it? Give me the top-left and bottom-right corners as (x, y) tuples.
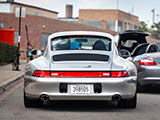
(70, 65), (92, 68)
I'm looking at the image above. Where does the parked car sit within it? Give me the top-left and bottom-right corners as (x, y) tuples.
(131, 43), (160, 57)
(115, 30), (160, 91)
(120, 43), (160, 92)
(115, 30), (151, 53)
(24, 31), (137, 108)
(119, 43), (160, 58)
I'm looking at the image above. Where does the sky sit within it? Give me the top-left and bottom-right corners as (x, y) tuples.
(15, 0), (160, 27)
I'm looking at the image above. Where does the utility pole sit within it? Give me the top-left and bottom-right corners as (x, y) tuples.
(15, 7), (22, 71)
(151, 9), (155, 25)
(116, 0), (119, 9)
(131, 7), (134, 29)
(14, 7), (25, 71)
(157, 14), (159, 23)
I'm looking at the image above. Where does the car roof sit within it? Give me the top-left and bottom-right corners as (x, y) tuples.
(132, 43), (160, 55)
(49, 31), (114, 40)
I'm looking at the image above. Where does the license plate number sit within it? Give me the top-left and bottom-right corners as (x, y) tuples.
(70, 84), (92, 95)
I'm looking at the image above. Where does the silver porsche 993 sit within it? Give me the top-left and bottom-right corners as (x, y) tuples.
(24, 31), (137, 108)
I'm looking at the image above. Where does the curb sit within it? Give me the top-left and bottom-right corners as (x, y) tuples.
(0, 74), (24, 95)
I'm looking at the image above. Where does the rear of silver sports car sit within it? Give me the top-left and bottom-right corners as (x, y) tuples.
(24, 52), (137, 108)
(24, 31), (137, 108)
(25, 72), (136, 101)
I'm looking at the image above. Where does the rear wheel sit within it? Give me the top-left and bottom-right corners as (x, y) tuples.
(24, 93), (43, 108)
(117, 93), (137, 109)
(137, 82), (146, 92)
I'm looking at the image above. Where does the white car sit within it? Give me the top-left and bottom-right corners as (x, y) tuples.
(24, 31), (137, 108)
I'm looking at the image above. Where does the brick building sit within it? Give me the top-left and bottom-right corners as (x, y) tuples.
(0, 0), (58, 19)
(79, 9), (139, 32)
(1, 1), (159, 60)
(0, 1), (117, 59)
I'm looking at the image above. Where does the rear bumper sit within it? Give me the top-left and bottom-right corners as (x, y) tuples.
(137, 65), (160, 86)
(24, 75), (137, 101)
(138, 77), (160, 86)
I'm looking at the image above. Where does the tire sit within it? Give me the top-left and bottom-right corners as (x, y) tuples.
(24, 93), (43, 108)
(117, 93), (137, 109)
(137, 82), (145, 93)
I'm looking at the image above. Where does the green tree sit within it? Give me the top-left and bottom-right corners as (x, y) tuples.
(138, 21), (155, 37)
(151, 22), (160, 39)
(138, 21), (149, 32)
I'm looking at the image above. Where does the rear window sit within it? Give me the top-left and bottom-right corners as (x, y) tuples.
(157, 43), (160, 49)
(51, 36), (111, 51)
(132, 44), (148, 56)
(122, 40), (137, 48)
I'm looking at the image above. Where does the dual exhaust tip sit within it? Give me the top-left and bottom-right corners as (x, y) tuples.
(40, 94), (121, 102)
(40, 95), (50, 101)
(112, 95), (121, 101)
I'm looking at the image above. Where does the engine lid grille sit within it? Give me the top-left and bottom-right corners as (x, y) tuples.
(53, 53), (109, 62)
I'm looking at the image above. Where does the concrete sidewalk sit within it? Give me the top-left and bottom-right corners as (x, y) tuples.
(0, 60), (26, 94)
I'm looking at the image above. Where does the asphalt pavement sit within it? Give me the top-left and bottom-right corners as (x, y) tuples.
(0, 60), (26, 94)
(1, 84), (160, 120)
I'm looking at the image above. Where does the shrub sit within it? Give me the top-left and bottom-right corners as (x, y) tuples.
(0, 42), (17, 65)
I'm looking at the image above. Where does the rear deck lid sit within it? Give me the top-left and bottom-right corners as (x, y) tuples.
(117, 30), (151, 52)
(119, 30), (151, 44)
(51, 52), (112, 71)
(146, 52), (160, 64)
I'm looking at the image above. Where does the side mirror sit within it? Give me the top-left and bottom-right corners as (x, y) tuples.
(126, 57), (133, 61)
(31, 49), (42, 56)
(119, 49), (131, 58)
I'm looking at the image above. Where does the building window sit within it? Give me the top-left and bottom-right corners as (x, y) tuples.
(82, 20), (102, 28)
(124, 22), (127, 30)
(118, 21), (123, 32)
(41, 33), (51, 49)
(35, 11), (41, 16)
(124, 21), (132, 30)
(0, 23), (5, 29)
(14, 32), (18, 44)
(59, 18), (79, 24)
(128, 23), (131, 30)
(106, 20), (116, 31)
(134, 25), (138, 30)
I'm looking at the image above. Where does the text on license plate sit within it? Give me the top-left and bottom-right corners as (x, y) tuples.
(70, 84), (92, 95)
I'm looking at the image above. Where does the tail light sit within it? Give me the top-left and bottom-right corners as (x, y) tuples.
(111, 71), (128, 77)
(139, 58), (157, 66)
(33, 71), (128, 77)
(33, 71), (50, 77)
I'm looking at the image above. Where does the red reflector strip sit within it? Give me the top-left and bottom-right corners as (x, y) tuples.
(33, 71), (129, 77)
(138, 59), (157, 66)
(51, 72), (111, 77)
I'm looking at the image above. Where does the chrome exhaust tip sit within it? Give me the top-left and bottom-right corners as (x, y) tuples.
(40, 95), (50, 101)
(112, 95), (121, 101)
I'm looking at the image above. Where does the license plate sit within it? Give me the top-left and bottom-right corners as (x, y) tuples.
(70, 84), (92, 95)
